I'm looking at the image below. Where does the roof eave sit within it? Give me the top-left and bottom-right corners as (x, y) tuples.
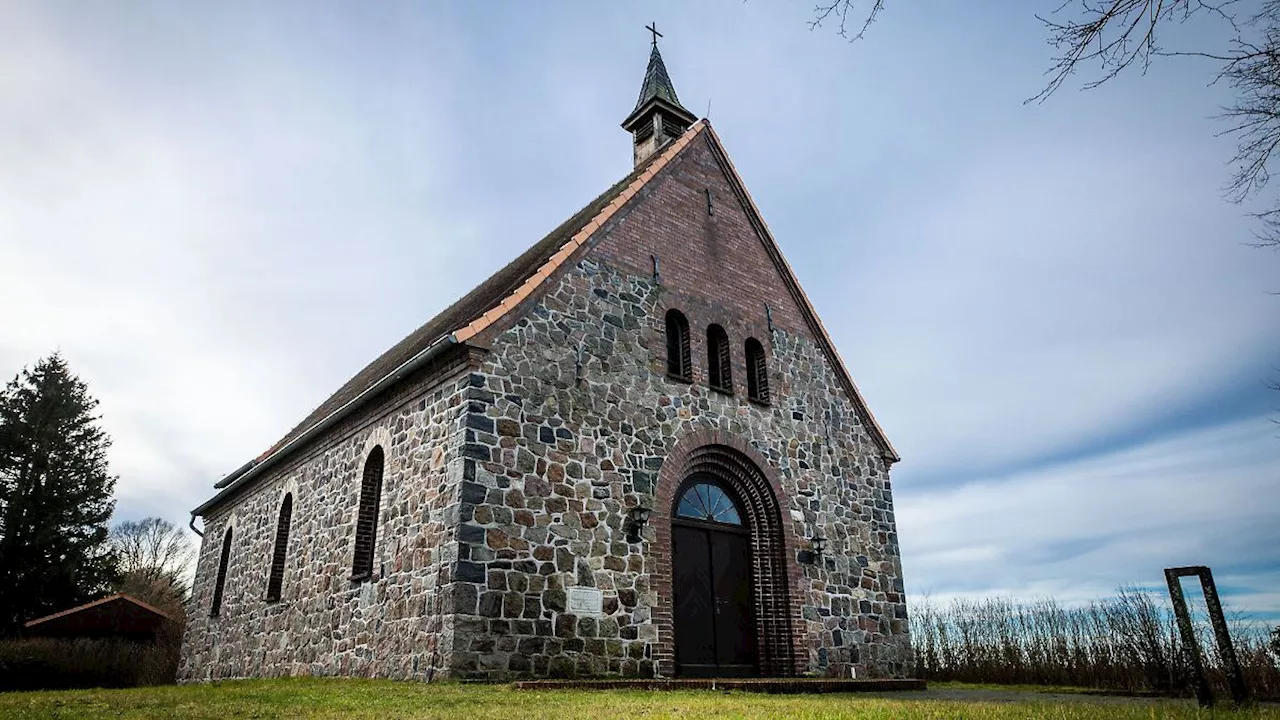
(194, 129), (709, 521)
(699, 123), (901, 465)
(23, 593), (174, 628)
(621, 97), (698, 133)
(192, 334), (461, 518)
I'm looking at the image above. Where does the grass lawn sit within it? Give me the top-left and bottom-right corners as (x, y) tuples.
(1, 677), (1276, 719)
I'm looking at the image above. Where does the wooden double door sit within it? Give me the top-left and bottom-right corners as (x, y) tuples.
(672, 519), (757, 677)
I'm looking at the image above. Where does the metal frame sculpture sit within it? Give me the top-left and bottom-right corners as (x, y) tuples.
(1163, 565), (1249, 707)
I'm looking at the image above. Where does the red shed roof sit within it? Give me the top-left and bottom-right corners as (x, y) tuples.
(24, 593), (175, 638)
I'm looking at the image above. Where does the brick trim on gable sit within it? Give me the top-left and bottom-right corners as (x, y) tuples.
(205, 118), (897, 522)
(698, 126), (899, 464)
(463, 123), (898, 465)
(455, 123), (706, 345)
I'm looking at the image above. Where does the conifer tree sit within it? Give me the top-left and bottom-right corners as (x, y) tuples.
(0, 353), (117, 635)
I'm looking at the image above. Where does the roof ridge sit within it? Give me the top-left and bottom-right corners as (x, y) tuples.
(23, 592), (174, 628)
(212, 123), (708, 494)
(699, 124), (900, 463)
(456, 122), (705, 343)
(196, 117), (898, 515)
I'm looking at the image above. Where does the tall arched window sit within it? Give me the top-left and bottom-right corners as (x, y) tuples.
(707, 324), (732, 393)
(265, 493), (293, 602)
(665, 309), (692, 380)
(352, 446), (385, 581)
(210, 527), (233, 617)
(746, 337), (770, 404)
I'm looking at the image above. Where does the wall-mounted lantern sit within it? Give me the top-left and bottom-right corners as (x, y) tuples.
(810, 534), (827, 557)
(625, 504), (652, 543)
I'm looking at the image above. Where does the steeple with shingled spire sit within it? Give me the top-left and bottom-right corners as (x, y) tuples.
(621, 30), (697, 167)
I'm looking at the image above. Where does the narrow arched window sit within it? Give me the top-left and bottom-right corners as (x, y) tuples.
(210, 527), (233, 617)
(707, 324), (732, 393)
(665, 309), (692, 380)
(352, 446), (384, 581)
(746, 337), (770, 404)
(265, 493), (293, 602)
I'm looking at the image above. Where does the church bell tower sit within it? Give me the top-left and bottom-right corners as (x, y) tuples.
(622, 27), (698, 167)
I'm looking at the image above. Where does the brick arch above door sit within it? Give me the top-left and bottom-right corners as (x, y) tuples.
(648, 428), (806, 677)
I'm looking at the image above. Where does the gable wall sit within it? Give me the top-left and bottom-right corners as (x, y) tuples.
(178, 357), (475, 681)
(591, 133), (816, 346)
(177, 131), (910, 683)
(447, 138), (911, 679)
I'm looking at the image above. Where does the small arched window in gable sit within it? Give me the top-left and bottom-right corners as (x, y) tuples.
(707, 324), (732, 393)
(665, 309), (692, 380)
(352, 446), (385, 582)
(746, 337), (770, 404)
(265, 493), (293, 602)
(210, 527), (233, 617)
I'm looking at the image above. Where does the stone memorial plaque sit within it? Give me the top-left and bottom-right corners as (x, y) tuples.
(567, 586), (603, 616)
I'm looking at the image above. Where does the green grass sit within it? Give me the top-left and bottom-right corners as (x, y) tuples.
(0, 677), (1275, 719)
(925, 680), (1173, 695)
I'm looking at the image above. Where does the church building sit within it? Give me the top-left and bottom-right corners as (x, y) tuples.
(179, 39), (912, 681)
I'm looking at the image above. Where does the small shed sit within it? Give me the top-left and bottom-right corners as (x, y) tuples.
(23, 593), (176, 641)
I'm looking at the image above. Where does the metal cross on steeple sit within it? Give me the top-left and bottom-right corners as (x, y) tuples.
(622, 21), (695, 166)
(646, 22), (663, 47)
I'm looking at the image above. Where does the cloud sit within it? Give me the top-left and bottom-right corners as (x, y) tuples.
(0, 0), (1276, 622)
(0, 3), (469, 525)
(897, 414), (1280, 617)
(845, 129), (1279, 479)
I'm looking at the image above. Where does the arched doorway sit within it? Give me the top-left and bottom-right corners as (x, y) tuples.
(672, 477), (756, 677)
(656, 436), (797, 678)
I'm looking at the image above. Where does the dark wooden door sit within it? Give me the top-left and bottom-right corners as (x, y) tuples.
(673, 523), (756, 677)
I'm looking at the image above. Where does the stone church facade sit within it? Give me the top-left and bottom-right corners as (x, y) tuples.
(179, 43), (912, 682)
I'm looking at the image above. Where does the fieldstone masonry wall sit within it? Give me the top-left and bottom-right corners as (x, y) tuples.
(179, 367), (473, 681)
(446, 255), (912, 679)
(179, 131), (912, 682)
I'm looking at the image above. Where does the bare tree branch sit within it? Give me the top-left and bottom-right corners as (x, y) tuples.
(109, 517), (194, 616)
(1027, 1), (1280, 247)
(1028, 0), (1245, 104)
(809, 0), (886, 41)
(805, 0), (1280, 402)
(1248, 208), (1280, 248)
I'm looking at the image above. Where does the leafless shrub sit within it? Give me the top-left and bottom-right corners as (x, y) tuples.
(910, 588), (1280, 699)
(0, 629), (181, 690)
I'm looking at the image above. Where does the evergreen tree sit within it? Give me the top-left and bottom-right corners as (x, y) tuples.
(0, 353), (117, 635)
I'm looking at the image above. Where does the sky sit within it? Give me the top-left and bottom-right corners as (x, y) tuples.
(2, 1), (1278, 624)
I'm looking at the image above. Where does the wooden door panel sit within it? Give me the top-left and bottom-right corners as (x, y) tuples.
(673, 525), (715, 669)
(711, 531), (757, 670)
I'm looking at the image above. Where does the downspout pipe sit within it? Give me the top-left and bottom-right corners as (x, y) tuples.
(190, 335), (459, 519)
